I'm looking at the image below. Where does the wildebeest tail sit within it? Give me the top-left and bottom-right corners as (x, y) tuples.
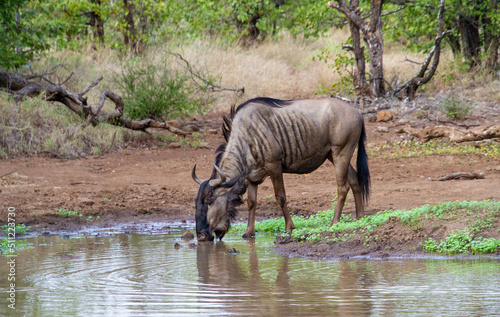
(356, 122), (370, 203)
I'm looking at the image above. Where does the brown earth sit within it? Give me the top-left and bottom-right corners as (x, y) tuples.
(1, 117), (500, 258)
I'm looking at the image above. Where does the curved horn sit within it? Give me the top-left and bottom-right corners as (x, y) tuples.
(191, 165), (205, 185)
(209, 164), (227, 187)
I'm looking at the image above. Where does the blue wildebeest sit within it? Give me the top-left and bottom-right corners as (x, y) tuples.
(192, 97), (370, 241)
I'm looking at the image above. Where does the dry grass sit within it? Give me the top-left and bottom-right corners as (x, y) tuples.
(0, 93), (123, 159)
(30, 31), (497, 112)
(3, 30), (497, 158)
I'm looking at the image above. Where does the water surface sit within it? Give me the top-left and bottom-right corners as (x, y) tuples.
(1, 225), (500, 316)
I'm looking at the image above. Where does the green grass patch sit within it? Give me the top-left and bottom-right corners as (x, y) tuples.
(57, 208), (83, 217)
(1, 224), (31, 236)
(231, 200), (500, 254)
(0, 238), (33, 255)
(368, 139), (500, 159)
(423, 229), (500, 255)
(1, 224), (33, 255)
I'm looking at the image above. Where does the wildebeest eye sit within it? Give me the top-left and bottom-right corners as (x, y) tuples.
(205, 195), (215, 205)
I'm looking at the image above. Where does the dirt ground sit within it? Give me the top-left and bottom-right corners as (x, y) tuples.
(1, 115), (500, 258)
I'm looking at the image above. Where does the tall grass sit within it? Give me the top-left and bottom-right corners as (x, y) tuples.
(0, 94), (122, 158)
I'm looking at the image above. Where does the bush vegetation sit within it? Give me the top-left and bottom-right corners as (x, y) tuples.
(114, 57), (210, 121)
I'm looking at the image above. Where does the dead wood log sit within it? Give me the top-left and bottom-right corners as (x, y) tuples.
(430, 172), (485, 181)
(0, 71), (188, 135)
(396, 125), (500, 143)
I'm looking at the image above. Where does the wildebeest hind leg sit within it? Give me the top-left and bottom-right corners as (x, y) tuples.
(347, 164), (364, 220)
(330, 156), (351, 225)
(243, 182), (258, 239)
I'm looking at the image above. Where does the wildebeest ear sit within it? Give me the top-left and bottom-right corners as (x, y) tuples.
(221, 174), (242, 188)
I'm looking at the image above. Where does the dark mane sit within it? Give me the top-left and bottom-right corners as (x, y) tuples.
(211, 144), (226, 178)
(222, 97), (292, 143)
(235, 97), (292, 113)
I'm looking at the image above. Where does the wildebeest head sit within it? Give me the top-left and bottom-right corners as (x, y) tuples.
(192, 164), (246, 241)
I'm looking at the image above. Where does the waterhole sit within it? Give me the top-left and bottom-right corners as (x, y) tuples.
(1, 224), (500, 316)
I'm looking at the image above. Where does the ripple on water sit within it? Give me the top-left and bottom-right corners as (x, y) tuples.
(2, 229), (500, 316)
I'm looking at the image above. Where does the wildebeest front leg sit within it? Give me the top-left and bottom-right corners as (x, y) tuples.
(269, 167), (295, 233)
(243, 181), (258, 239)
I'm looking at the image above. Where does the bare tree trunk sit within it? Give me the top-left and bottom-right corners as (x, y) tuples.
(348, 0), (371, 96)
(89, 0), (104, 44)
(123, 0), (140, 52)
(366, 0), (385, 97)
(459, 14), (481, 68)
(328, 0), (385, 97)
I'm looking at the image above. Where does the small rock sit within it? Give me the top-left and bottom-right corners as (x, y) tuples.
(186, 125), (200, 132)
(166, 120), (181, 129)
(199, 142), (211, 149)
(181, 231), (195, 240)
(170, 142), (182, 148)
(366, 114), (377, 123)
(207, 129), (218, 134)
(376, 110), (394, 122)
(174, 243), (182, 250)
(375, 126), (389, 133)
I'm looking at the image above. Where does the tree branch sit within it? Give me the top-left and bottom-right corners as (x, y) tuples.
(79, 76), (103, 97)
(392, 0), (449, 100)
(170, 52), (244, 94)
(328, 1), (368, 33)
(0, 71), (189, 135)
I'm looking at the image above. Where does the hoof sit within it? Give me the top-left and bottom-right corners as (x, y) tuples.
(242, 232), (255, 239)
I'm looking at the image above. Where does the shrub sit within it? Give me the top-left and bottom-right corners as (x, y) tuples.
(115, 57), (210, 121)
(441, 94), (473, 119)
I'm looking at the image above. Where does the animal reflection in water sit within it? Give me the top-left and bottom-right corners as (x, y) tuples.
(195, 241), (381, 315)
(193, 97), (370, 241)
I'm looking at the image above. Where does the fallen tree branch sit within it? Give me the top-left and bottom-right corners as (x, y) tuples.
(396, 125), (500, 142)
(0, 71), (189, 134)
(82, 89), (123, 127)
(430, 172), (485, 181)
(79, 76), (104, 97)
(0, 168), (21, 179)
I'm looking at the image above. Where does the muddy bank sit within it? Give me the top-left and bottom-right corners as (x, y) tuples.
(274, 206), (500, 259)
